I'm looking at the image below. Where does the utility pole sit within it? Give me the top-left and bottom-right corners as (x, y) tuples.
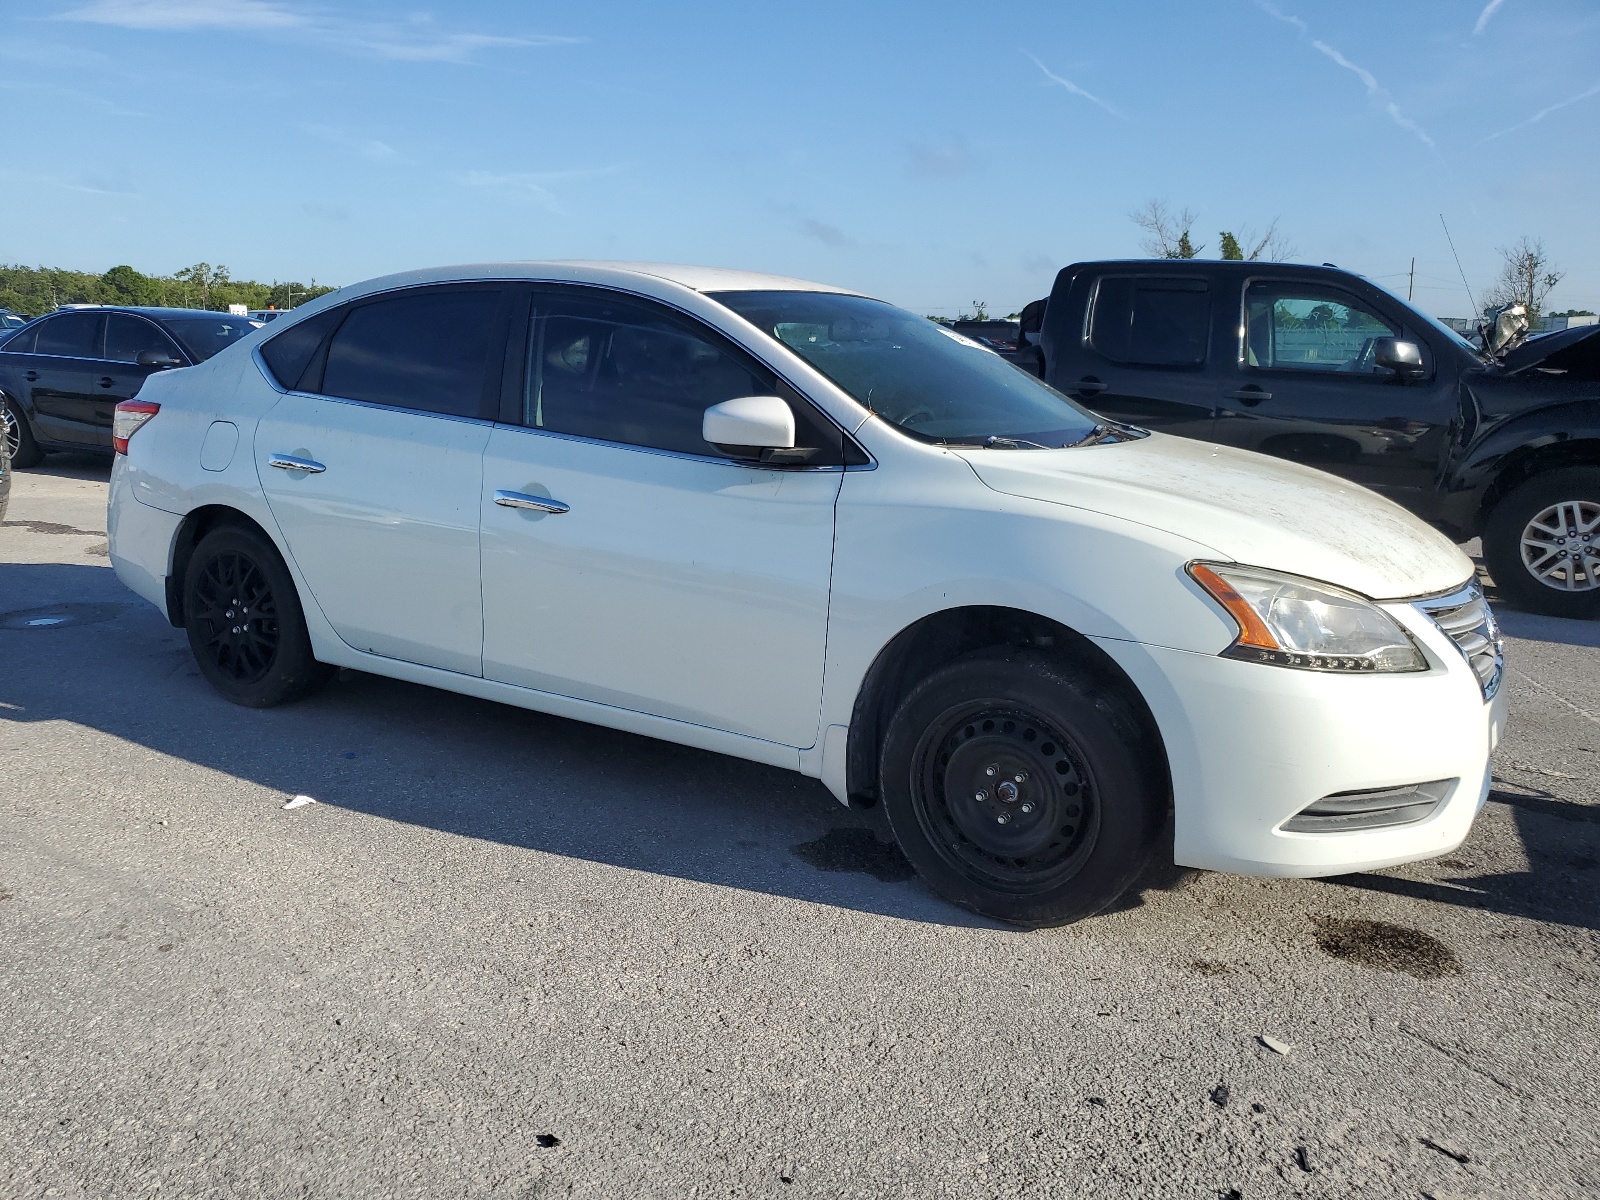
(1408, 257), (1415, 303)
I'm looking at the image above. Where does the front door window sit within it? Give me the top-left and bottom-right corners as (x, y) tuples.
(1245, 284), (1399, 374)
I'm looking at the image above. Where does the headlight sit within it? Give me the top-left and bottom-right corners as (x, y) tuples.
(1187, 562), (1426, 673)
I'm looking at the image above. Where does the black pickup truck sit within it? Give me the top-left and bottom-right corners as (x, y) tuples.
(1014, 260), (1600, 617)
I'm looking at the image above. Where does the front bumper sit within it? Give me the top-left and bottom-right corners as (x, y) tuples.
(1092, 601), (1505, 878)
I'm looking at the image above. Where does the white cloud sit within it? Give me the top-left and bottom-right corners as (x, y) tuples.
(1026, 54), (1126, 120)
(58, 0), (581, 63)
(1310, 40), (1434, 146)
(1473, 0), (1507, 35)
(61, 0), (304, 31)
(1481, 79), (1600, 141)
(302, 124), (398, 161)
(1256, 1), (1308, 35)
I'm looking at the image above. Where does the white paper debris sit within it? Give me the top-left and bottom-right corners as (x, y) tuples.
(282, 795), (318, 810)
(1259, 1034), (1292, 1055)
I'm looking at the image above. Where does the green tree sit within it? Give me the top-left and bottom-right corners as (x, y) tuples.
(1219, 232), (1244, 261)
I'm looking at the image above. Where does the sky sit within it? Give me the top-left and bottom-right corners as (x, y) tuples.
(1, 0), (1596, 319)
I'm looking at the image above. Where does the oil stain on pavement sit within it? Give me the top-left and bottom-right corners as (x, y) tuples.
(1311, 915), (1461, 979)
(791, 828), (917, 883)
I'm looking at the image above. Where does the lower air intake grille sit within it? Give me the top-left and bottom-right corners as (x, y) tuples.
(1416, 583), (1503, 700)
(1282, 779), (1454, 833)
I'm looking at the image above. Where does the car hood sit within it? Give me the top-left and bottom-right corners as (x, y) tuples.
(955, 433), (1472, 600)
(1496, 321), (1600, 375)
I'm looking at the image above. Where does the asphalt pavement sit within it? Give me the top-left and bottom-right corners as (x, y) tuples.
(2, 455), (1597, 1199)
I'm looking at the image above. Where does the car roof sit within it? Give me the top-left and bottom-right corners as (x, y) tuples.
(327, 261), (859, 301)
(41, 306), (250, 320)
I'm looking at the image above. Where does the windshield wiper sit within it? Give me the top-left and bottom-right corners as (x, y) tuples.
(978, 435), (1052, 449)
(1063, 422), (1135, 448)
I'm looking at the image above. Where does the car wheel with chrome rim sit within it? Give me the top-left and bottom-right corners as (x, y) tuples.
(1484, 467), (1600, 619)
(2, 396), (43, 469)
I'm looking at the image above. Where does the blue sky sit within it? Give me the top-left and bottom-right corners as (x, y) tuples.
(2, 0), (1597, 318)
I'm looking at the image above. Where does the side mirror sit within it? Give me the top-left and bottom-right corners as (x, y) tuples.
(703, 396), (796, 457)
(1373, 337), (1424, 378)
(136, 349), (183, 369)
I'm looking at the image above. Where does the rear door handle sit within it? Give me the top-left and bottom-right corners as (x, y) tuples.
(268, 454), (326, 474)
(24, 371), (38, 382)
(1072, 376), (1108, 396)
(1225, 388), (1272, 405)
(99, 377), (115, 388)
(494, 489), (569, 514)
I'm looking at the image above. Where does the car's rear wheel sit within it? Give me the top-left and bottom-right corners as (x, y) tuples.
(182, 524), (331, 707)
(880, 648), (1166, 927)
(2, 396), (43, 469)
(1483, 467), (1600, 619)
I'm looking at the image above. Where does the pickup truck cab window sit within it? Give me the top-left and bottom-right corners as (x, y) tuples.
(1086, 275), (1210, 367)
(1243, 282), (1399, 375)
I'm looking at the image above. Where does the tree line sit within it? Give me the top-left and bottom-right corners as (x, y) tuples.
(0, 263), (337, 317)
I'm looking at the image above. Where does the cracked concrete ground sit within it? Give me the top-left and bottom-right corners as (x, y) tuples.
(2, 455), (1597, 1199)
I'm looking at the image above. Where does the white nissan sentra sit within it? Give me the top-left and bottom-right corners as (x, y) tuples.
(106, 262), (1507, 926)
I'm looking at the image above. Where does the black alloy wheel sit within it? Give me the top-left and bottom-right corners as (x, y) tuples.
(881, 649), (1166, 927)
(1484, 466), (1600, 620)
(2, 396), (42, 469)
(182, 524), (331, 707)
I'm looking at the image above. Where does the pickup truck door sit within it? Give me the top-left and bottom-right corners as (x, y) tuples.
(1210, 277), (1457, 511)
(1044, 272), (1217, 438)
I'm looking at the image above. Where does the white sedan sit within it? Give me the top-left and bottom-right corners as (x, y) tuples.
(106, 262), (1506, 926)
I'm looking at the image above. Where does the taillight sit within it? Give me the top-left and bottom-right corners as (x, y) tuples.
(113, 400), (160, 454)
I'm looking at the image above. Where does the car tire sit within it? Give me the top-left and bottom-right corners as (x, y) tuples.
(182, 524), (332, 707)
(879, 648), (1167, 927)
(1483, 467), (1600, 619)
(2, 396), (43, 469)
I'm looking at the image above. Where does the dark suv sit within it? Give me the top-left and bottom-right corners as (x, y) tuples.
(1018, 261), (1600, 617)
(0, 306), (260, 467)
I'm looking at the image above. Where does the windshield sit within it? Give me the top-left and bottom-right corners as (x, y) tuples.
(1368, 281), (1485, 360)
(164, 316), (263, 362)
(711, 290), (1100, 446)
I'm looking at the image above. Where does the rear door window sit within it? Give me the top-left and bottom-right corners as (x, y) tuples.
(1087, 277), (1210, 367)
(319, 286), (507, 418)
(104, 314), (184, 364)
(33, 312), (106, 360)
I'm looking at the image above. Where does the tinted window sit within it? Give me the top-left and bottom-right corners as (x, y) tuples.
(259, 307), (345, 391)
(104, 314), (183, 364)
(713, 290), (1099, 447)
(164, 316), (260, 362)
(2, 325), (38, 354)
(320, 287), (503, 417)
(34, 312), (105, 359)
(1245, 283), (1398, 373)
(529, 292), (785, 457)
(1088, 277), (1209, 366)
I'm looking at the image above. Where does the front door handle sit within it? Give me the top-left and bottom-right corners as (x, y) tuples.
(1072, 376), (1108, 396)
(1226, 387), (1272, 405)
(268, 453), (326, 474)
(24, 371), (38, 382)
(494, 489), (569, 514)
(99, 377), (115, 388)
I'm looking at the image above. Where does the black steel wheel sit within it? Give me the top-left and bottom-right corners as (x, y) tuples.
(2, 396), (43, 469)
(1484, 467), (1600, 619)
(881, 648), (1166, 927)
(183, 524), (330, 707)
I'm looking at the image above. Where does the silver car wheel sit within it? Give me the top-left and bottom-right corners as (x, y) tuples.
(1520, 499), (1600, 592)
(1, 402), (19, 460)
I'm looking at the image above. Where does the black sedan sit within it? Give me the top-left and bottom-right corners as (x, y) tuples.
(0, 306), (260, 467)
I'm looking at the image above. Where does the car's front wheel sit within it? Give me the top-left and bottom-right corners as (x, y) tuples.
(2, 395), (43, 469)
(880, 649), (1167, 927)
(1483, 467), (1600, 619)
(182, 524), (331, 707)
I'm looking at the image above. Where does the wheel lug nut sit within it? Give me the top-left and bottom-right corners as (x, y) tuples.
(1014, 773), (1027, 783)
(1020, 802), (1035, 814)
(975, 789), (990, 802)
(996, 813), (1011, 825)
(985, 765), (997, 777)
